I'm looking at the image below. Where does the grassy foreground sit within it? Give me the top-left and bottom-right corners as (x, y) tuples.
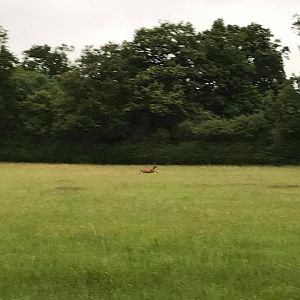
(0, 164), (299, 300)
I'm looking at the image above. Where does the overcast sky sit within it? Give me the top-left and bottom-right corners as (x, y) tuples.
(1, 0), (299, 76)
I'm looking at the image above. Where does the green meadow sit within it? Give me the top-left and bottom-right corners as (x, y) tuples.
(0, 163), (299, 300)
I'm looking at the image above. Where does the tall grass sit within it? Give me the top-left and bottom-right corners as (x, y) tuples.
(0, 164), (299, 299)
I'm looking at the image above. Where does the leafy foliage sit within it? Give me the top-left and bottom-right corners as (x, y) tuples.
(22, 44), (73, 76)
(293, 14), (300, 36)
(0, 26), (17, 136)
(0, 20), (299, 164)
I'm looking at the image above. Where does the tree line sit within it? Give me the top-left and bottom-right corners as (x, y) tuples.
(0, 18), (300, 164)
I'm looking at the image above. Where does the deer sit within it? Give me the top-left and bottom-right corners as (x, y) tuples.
(139, 165), (158, 174)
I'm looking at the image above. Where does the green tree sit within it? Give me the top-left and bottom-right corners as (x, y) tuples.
(177, 113), (268, 141)
(128, 20), (287, 118)
(125, 64), (186, 134)
(239, 23), (287, 93)
(293, 14), (300, 36)
(11, 68), (65, 139)
(0, 26), (17, 138)
(130, 21), (199, 69)
(197, 19), (287, 116)
(1, 19), (295, 163)
(0, 26), (16, 82)
(56, 60), (129, 142)
(264, 82), (300, 144)
(22, 44), (73, 77)
(77, 43), (132, 107)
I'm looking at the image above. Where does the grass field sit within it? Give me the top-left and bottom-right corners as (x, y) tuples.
(0, 163), (300, 300)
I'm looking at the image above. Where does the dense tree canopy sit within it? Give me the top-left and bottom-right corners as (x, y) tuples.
(0, 19), (299, 164)
(0, 26), (17, 136)
(22, 44), (73, 77)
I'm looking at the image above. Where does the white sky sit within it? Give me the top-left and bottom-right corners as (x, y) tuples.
(1, 0), (299, 76)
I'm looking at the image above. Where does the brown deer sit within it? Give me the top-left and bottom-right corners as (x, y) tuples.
(139, 165), (158, 174)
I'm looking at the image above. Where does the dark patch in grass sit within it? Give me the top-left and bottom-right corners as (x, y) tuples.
(194, 183), (300, 189)
(194, 183), (262, 187)
(55, 179), (75, 183)
(55, 186), (87, 192)
(269, 184), (300, 189)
